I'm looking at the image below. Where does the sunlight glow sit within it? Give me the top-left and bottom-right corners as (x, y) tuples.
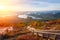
(0, 5), (6, 11)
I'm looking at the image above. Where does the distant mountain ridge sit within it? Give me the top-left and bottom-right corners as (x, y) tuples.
(25, 10), (60, 20)
(0, 10), (60, 23)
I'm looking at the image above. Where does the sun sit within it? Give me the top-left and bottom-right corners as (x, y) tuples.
(0, 5), (6, 10)
(0, 5), (12, 18)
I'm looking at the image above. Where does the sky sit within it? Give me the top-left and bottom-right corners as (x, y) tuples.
(0, 0), (60, 11)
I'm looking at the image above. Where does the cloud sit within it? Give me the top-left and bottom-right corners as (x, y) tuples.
(15, 0), (60, 11)
(0, 0), (60, 11)
(18, 15), (28, 19)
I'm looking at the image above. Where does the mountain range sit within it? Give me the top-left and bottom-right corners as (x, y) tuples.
(0, 10), (60, 23)
(25, 10), (60, 20)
